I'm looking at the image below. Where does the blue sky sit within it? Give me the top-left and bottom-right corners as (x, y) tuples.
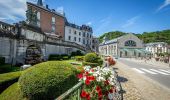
(0, 0), (170, 37)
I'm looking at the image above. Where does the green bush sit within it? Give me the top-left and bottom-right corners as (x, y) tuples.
(0, 82), (23, 100)
(48, 54), (70, 60)
(0, 57), (5, 65)
(75, 56), (84, 61)
(0, 64), (20, 74)
(84, 53), (98, 63)
(82, 61), (99, 67)
(71, 50), (84, 57)
(83, 53), (103, 67)
(0, 71), (22, 93)
(18, 61), (78, 100)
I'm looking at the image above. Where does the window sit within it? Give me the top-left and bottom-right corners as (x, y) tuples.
(79, 32), (81, 36)
(52, 25), (55, 32)
(125, 40), (136, 47)
(52, 17), (55, 24)
(74, 31), (77, 34)
(83, 32), (85, 37)
(83, 39), (85, 44)
(87, 33), (89, 38)
(68, 36), (71, 40)
(74, 37), (76, 41)
(79, 38), (81, 42)
(69, 29), (71, 33)
(37, 12), (40, 27)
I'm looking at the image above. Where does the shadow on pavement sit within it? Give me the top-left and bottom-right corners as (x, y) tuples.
(117, 76), (128, 83)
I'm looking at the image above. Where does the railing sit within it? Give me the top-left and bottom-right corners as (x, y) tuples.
(56, 68), (123, 100)
(56, 82), (83, 100)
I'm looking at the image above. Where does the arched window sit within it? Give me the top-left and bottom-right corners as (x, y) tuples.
(124, 40), (136, 47)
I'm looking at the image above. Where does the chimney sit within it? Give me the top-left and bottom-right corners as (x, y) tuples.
(46, 5), (49, 9)
(37, 0), (43, 6)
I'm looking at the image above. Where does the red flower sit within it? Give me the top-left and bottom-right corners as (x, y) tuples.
(105, 91), (109, 96)
(81, 90), (87, 98)
(86, 93), (90, 100)
(89, 76), (95, 81)
(98, 90), (103, 98)
(77, 73), (83, 79)
(98, 97), (102, 100)
(90, 69), (94, 72)
(109, 88), (113, 93)
(104, 80), (109, 85)
(96, 86), (101, 92)
(86, 71), (89, 75)
(85, 79), (91, 85)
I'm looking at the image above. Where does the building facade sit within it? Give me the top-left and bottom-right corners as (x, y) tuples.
(27, 0), (65, 39)
(99, 33), (148, 58)
(92, 37), (99, 53)
(65, 21), (93, 49)
(145, 42), (168, 57)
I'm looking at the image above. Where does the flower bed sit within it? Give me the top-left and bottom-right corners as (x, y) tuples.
(77, 66), (121, 100)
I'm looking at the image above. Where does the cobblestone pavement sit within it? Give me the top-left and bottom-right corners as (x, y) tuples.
(113, 61), (170, 100)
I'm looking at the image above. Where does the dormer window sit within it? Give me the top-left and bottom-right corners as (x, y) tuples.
(125, 40), (136, 47)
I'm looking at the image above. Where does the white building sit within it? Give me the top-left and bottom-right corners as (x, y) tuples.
(99, 33), (149, 58)
(65, 21), (93, 50)
(145, 42), (168, 57)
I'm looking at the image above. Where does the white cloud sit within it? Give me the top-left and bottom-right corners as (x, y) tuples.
(56, 6), (64, 14)
(86, 22), (92, 25)
(0, 0), (44, 23)
(122, 16), (140, 28)
(157, 0), (170, 11)
(95, 15), (112, 34)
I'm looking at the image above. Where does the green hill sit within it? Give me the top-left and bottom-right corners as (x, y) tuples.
(99, 30), (170, 44)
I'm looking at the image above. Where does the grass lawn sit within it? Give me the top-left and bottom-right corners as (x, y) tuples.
(0, 64), (20, 74)
(64, 59), (82, 67)
(0, 82), (26, 100)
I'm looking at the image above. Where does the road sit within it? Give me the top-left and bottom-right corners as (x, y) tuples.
(118, 58), (170, 90)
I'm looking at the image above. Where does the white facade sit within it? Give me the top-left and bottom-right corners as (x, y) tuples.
(99, 33), (146, 58)
(65, 26), (83, 45)
(145, 42), (168, 57)
(65, 23), (93, 49)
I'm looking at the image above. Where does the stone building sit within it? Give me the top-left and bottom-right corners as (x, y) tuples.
(92, 37), (99, 53)
(99, 33), (148, 58)
(145, 42), (169, 57)
(0, 21), (86, 65)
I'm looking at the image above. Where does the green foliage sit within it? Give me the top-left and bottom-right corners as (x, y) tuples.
(75, 56), (84, 61)
(99, 30), (170, 44)
(71, 50), (84, 57)
(0, 57), (5, 65)
(0, 64), (20, 74)
(0, 82), (24, 100)
(18, 61), (79, 100)
(0, 71), (22, 93)
(48, 54), (70, 60)
(99, 31), (126, 43)
(83, 53), (103, 67)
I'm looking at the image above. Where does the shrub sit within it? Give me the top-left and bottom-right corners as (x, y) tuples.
(0, 64), (20, 74)
(48, 54), (70, 60)
(71, 50), (84, 57)
(0, 57), (5, 65)
(84, 53), (98, 63)
(82, 62), (99, 67)
(0, 71), (22, 93)
(83, 53), (103, 67)
(0, 82), (23, 100)
(19, 61), (79, 100)
(75, 56), (84, 61)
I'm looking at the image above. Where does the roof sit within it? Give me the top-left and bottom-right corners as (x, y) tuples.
(27, 2), (65, 18)
(145, 42), (167, 46)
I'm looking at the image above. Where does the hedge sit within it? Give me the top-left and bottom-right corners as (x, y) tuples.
(75, 56), (84, 61)
(83, 53), (103, 67)
(0, 82), (23, 100)
(0, 57), (5, 65)
(0, 64), (20, 74)
(48, 54), (70, 60)
(0, 71), (22, 93)
(19, 61), (79, 100)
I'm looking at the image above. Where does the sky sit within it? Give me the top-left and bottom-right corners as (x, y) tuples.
(0, 0), (170, 37)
